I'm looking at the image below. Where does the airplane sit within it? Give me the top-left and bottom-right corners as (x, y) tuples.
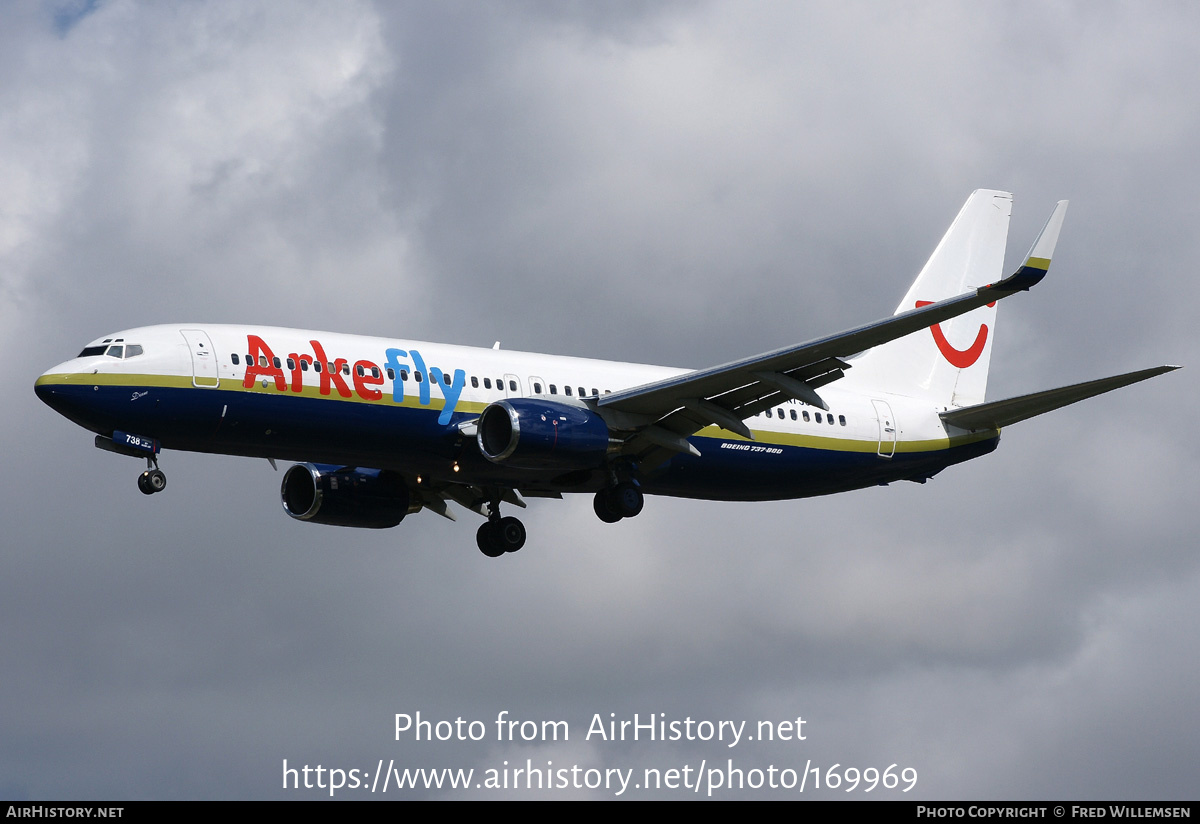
(35, 190), (1178, 557)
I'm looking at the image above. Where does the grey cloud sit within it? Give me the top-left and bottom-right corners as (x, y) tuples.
(3, 0), (1195, 799)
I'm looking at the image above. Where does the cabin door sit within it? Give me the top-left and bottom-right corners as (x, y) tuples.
(872, 399), (897, 459)
(180, 329), (220, 388)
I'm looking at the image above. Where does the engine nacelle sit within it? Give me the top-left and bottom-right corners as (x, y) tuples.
(281, 463), (417, 529)
(477, 399), (613, 471)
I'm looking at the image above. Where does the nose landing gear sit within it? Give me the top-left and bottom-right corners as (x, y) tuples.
(137, 457), (166, 495)
(94, 432), (166, 496)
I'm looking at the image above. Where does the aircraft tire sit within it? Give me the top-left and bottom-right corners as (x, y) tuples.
(138, 473), (153, 495)
(476, 522), (506, 557)
(612, 482), (643, 518)
(146, 468), (167, 493)
(593, 490), (623, 523)
(498, 516), (526, 553)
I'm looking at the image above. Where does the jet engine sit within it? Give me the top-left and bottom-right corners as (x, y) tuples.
(281, 463), (418, 528)
(477, 399), (614, 471)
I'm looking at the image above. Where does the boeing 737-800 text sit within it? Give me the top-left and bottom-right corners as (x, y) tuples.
(36, 191), (1178, 556)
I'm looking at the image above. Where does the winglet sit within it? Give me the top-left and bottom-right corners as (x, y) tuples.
(994, 200), (1069, 293)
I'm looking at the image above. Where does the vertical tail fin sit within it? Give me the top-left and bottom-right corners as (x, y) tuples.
(848, 190), (1014, 407)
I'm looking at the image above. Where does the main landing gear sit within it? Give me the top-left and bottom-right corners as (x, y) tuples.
(593, 481), (643, 523)
(137, 456), (166, 495)
(476, 494), (526, 557)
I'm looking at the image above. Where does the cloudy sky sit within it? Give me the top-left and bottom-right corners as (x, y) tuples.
(3, 0), (1196, 800)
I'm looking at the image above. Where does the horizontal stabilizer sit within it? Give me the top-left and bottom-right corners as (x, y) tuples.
(940, 366), (1180, 431)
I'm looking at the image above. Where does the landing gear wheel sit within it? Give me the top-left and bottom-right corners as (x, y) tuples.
(138, 468), (166, 495)
(147, 468), (166, 492)
(593, 490), (623, 523)
(476, 522), (506, 557)
(476, 516), (527, 556)
(497, 516), (526, 553)
(611, 482), (643, 518)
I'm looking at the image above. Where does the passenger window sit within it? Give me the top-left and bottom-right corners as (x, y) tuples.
(231, 353), (240, 365)
(273, 357), (281, 369)
(803, 411), (810, 422)
(342, 363), (350, 376)
(839, 415), (846, 426)
(302, 361), (310, 372)
(549, 384), (557, 395)
(400, 370), (408, 381)
(415, 372), (423, 383)
(484, 378), (492, 389)
(259, 356), (268, 368)
(287, 357), (296, 370)
(815, 412), (822, 423)
(591, 388), (598, 397)
(533, 382), (542, 394)
(790, 410), (797, 420)
(444, 373), (452, 386)
(315, 362), (323, 373)
(578, 386), (585, 397)
(509, 380), (516, 391)
(386, 367), (394, 380)
(356, 364), (364, 377)
(565, 386), (573, 396)
(471, 376), (479, 388)
(371, 367), (380, 379)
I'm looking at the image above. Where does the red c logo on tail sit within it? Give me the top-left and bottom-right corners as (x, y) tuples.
(915, 300), (991, 368)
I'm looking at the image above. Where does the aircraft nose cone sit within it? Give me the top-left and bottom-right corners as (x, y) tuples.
(35, 369), (63, 404)
(35, 363), (98, 428)
(35, 368), (72, 413)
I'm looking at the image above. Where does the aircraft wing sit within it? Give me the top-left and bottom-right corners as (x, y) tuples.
(939, 366), (1180, 431)
(597, 250), (1055, 459)
(415, 480), (565, 522)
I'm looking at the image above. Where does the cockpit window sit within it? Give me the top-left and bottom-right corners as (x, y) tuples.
(79, 342), (143, 359)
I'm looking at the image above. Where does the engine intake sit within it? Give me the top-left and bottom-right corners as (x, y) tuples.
(477, 399), (613, 471)
(281, 463), (417, 528)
